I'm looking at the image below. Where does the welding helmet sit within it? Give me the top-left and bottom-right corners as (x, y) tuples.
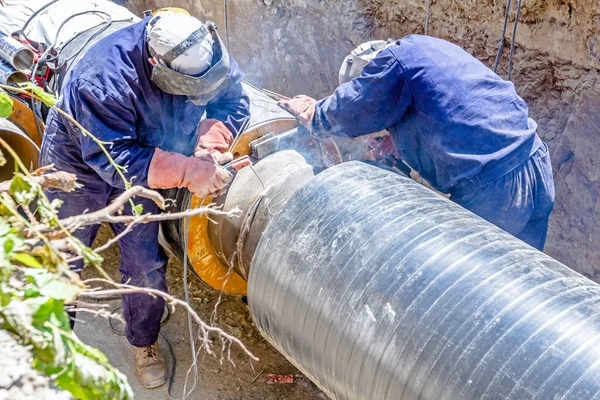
(146, 13), (231, 106)
(338, 39), (395, 85)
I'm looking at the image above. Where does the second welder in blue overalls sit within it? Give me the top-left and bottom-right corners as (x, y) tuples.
(280, 35), (555, 251)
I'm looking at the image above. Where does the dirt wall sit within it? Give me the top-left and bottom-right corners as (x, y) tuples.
(127, 0), (600, 279)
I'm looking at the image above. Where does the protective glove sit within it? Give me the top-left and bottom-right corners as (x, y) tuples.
(194, 118), (234, 158)
(366, 134), (398, 159)
(278, 95), (317, 128)
(148, 148), (233, 197)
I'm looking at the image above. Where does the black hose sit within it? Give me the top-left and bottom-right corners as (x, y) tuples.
(30, 11), (112, 80)
(425, 0), (432, 35)
(17, 0), (61, 38)
(494, 0), (512, 74)
(507, 0), (523, 81)
(224, 0), (230, 51)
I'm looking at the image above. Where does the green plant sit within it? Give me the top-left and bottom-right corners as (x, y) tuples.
(0, 87), (256, 399)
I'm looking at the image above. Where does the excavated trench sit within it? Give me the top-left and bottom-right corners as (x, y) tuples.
(127, 0), (600, 281)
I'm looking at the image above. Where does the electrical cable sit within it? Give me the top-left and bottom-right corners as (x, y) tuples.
(494, 0), (522, 81)
(494, 0), (512, 74)
(425, 0), (432, 35)
(17, 0), (61, 38)
(178, 217), (199, 399)
(223, 0), (230, 51)
(30, 96), (44, 142)
(507, 0), (523, 81)
(30, 10), (112, 81)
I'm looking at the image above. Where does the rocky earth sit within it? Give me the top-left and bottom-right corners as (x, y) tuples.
(127, 0), (600, 277)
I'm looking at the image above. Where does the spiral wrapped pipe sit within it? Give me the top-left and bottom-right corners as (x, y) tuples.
(249, 161), (600, 400)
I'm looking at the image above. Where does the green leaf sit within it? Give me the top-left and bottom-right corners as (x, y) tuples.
(30, 297), (70, 332)
(9, 173), (39, 204)
(82, 246), (103, 267)
(0, 91), (13, 118)
(132, 203), (143, 216)
(24, 269), (80, 301)
(11, 252), (43, 268)
(19, 82), (58, 107)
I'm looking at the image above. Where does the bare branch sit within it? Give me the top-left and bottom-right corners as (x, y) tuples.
(64, 306), (125, 323)
(95, 223), (137, 253)
(81, 280), (258, 364)
(28, 186), (241, 236)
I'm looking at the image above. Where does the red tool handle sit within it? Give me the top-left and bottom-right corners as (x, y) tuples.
(223, 155), (252, 173)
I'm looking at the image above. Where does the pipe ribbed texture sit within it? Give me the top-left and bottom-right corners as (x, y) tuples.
(248, 161), (600, 400)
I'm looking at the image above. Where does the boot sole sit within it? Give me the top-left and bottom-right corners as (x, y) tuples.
(140, 374), (168, 389)
(142, 378), (167, 389)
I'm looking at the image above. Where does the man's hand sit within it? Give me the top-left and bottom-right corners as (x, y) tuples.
(194, 118), (234, 158)
(148, 148), (233, 197)
(278, 95), (317, 128)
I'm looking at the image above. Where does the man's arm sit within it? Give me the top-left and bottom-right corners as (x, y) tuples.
(205, 57), (251, 136)
(282, 49), (412, 138)
(72, 78), (154, 188)
(195, 57), (251, 156)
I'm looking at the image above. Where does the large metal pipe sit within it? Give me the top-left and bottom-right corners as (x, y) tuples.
(159, 82), (300, 294)
(0, 118), (39, 180)
(249, 161), (600, 400)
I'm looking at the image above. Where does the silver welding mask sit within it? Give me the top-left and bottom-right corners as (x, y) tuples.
(338, 39), (395, 85)
(148, 20), (231, 106)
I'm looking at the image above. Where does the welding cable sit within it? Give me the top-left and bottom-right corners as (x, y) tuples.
(425, 0), (432, 35)
(494, 0), (512, 74)
(29, 96), (44, 143)
(17, 0), (61, 39)
(507, 0), (523, 81)
(177, 214), (199, 399)
(223, 0), (230, 51)
(30, 10), (112, 80)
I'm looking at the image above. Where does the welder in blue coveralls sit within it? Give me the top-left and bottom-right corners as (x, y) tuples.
(280, 36), (555, 251)
(40, 11), (250, 388)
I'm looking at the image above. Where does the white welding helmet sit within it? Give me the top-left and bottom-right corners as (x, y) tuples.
(146, 12), (231, 105)
(338, 39), (395, 85)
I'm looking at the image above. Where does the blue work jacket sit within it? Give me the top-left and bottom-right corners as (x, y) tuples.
(313, 35), (542, 194)
(43, 18), (250, 188)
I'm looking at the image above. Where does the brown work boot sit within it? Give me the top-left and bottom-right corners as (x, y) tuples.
(133, 342), (167, 389)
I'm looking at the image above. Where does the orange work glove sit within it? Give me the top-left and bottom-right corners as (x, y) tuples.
(278, 95), (317, 128)
(194, 118), (234, 158)
(148, 148), (233, 197)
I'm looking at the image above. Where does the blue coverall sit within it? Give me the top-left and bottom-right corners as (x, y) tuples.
(313, 35), (555, 250)
(40, 18), (250, 347)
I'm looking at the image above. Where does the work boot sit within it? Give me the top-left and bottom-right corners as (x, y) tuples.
(133, 342), (167, 389)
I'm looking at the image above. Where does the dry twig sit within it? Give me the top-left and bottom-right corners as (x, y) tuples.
(28, 185), (241, 235)
(81, 279), (259, 364)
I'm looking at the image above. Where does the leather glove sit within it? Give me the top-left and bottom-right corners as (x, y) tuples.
(148, 148), (233, 197)
(366, 134), (398, 159)
(278, 95), (317, 128)
(194, 118), (234, 158)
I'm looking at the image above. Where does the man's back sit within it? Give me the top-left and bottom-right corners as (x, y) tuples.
(387, 35), (541, 193)
(314, 35), (541, 193)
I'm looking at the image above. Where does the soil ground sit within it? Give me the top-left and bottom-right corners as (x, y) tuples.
(76, 225), (325, 400)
